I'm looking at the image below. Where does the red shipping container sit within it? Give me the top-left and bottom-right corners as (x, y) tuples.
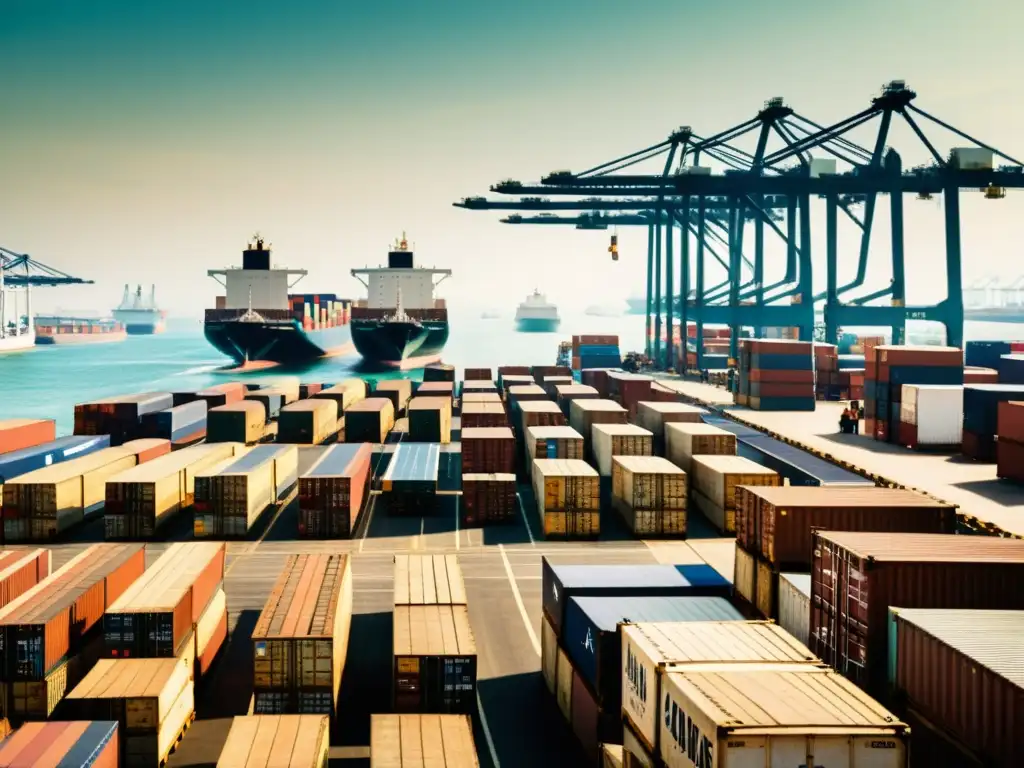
(464, 368), (492, 381)
(0, 721), (119, 768)
(875, 345), (962, 368)
(747, 382), (814, 398)
(963, 366), (998, 384)
(121, 438), (172, 464)
(460, 403), (507, 429)
(0, 419), (57, 455)
(996, 439), (1024, 482)
(461, 427), (515, 474)
(581, 369), (613, 398)
(998, 400), (1024, 443)
(0, 548), (50, 611)
(810, 531), (1024, 694)
(298, 443), (373, 538)
(461, 473), (516, 525)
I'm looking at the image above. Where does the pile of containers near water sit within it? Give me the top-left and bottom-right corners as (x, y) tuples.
(735, 339), (815, 411)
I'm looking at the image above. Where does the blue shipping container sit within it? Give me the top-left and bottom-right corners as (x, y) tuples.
(887, 365), (963, 388)
(963, 384), (1024, 436)
(998, 354), (1024, 385)
(541, 561), (732, 638)
(141, 401), (208, 443)
(699, 354), (729, 370)
(749, 353), (814, 371)
(577, 345), (621, 357)
(965, 340), (1011, 370)
(564, 595), (742, 705)
(740, 435), (872, 486)
(750, 396), (816, 411)
(0, 434), (112, 483)
(838, 355), (866, 370)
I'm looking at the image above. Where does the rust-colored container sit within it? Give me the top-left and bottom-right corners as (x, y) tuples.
(554, 384), (599, 416)
(497, 365), (531, 378)
(298, 443), (372, 538)
(461, 473), (516, 526)
(373, 379), (413, 415)
(532, 365), (572, 381)
(606, 373), (653, 419)
(580, 368), (614, 398)
(0, 721), (119, 767)
(252, 554), (353, 716)
(0, 549), (50, 612)
(963, 366), (999, 384)
(571, 667), (619, 766)
(195, 382), (246, 409)
(519, 400), (566, 434)
(344, 398), (395, 443)
(735, 486), (957, 569)
(460, 427), (514, 474)
(299, 382), (323, 399)
(998, 400), (1024, 442)
(459, 402), (507, 429)
(464, 368), (492, 381)
(462, 392), (502, 405)
(996, 439), (1024, 481)
(0, 544), (144, 719)
(810, 531), (1024, 694)
(890, 608), (1022, 768)
(104, 542), (225, 658)
(875, 344), (963, 369)
(0, 420), (57, 455)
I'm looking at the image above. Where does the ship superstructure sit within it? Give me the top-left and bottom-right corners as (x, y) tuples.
(515, 289), (560, 332)
(112, 285), (167, 335)
(349, 234), (450, 364)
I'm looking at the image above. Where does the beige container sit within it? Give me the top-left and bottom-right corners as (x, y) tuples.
(393, 554), (467, 606)
(208, 402), (266, 444)
(657, 668), (908, 768)
(218, 715), (330, 767)
(507, 384), (548, 403)
(689, 455), (779, 534)
(193, 458), (274, 538)
(462, 380), (497, 391)
(462, 392), (502, 404)
(524, 425), (584, 474)
(635, 402), (705, 448)
(555, 644), (573, 722)
(531, 458), (600, 538)
(278, 399), (338, 445)
(733, 545), (757, 607)
(392, 604), (477, 713)
(569, 399), (627, 454)
(621, 621), (822, 757)
(408, 397), (453, 443)
(316, 378), (367, 413)
(541, 613), (557, 695)
(592, 423), (653, 476)
(664, 422), (736, 472)
(611, 456), (686, 537)
(519, 400), (565, 433)
(345, 397), (396, 443)
(260, 376), (300, 403)
(777, 572), (812, 648)
(370, 715), (479, 767)
(195, 587), (227, 659)
(602, 744), (624, 768)
(374, 379), (413, 413)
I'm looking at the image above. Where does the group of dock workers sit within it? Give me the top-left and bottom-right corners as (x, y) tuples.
(839, 401), (863, 435)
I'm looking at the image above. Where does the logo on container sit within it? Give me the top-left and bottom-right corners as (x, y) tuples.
(583, 627), (595, 654)
(625, 644), (647, 703)
(664, 693), (714, 768)
(552, 583), (559, 603)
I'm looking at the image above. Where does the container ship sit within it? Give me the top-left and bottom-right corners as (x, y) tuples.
(515, 289), (560, 332)
(34, 316), (127, 345)
(349, 234), (450, 365)
(204, 235), (351, 365)
(113, 284), (167, 334)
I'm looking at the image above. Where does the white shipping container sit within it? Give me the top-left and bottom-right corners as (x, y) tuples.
(950, 147), (994, 171)
(899, 385), (963, 445)
(777, 572), (812, 648)
(592, 423), (653, 476)
(658, 669), (908, 768)
(621, 621), (821, 756)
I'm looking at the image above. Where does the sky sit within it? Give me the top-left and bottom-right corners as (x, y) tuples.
(2, 0), (1023, 318)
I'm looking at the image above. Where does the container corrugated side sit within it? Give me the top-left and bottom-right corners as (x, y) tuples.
(297, 443), (372, 538)
(610, 455), (687, 537)
(689, 455), (779, 534)
(664, 423), (735, 473)
(0, 419), (56, 456)
(620, 620), (821, 755)
(461, 473), (516, 526)
(393, 554), (467, 607)
(0, 721), (119, 768)
(0, 435), (112, 485)
(370, 714), (479, 766)
(530, 459), (600, 539)
(277, 399), (338, 445)
(899, 385), (963, 445)
(777, 572), (811, 648)
(460, 427), (514, 474)
(207, 402), (266, 444)
(658, 669), (908, 768)
(591, 423), (653, 477)
(217, 715), (329, 767)
(810, 531), (1024, 694)
(392, 605), (477, 715)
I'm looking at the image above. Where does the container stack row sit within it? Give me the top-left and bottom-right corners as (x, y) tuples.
(297, 443), (373, 537)
(735, 339), (816, 411)
(961, 382), (1024, 461)
(997, 401), (1024, 481)
(571, 334), (620, 371)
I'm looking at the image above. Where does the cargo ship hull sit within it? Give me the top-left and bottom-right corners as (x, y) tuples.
(204, 319), (350, 365)
(516, 318), (560, 333)
(36, 331), (127, 345)
(350, 319), (449, 363)
(123, 321), (166, 335)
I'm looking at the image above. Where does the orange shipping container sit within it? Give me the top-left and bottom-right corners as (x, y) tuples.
(0, 549), (51, 613)
(0, 419), (57, 455)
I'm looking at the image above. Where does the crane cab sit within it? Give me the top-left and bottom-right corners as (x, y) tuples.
(608, 233), (619, 261)
(983, 184), (1006, 199)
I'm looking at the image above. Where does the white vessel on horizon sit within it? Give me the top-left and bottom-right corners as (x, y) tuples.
(515, 289), (560, 333)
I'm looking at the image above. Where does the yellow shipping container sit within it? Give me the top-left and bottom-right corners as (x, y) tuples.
(664, 422), (736, 472)
(592, 423), (653, 476)
(218, 715), (330, 767)
(530, 458), (599, 538)
(689, 454), (779, 534)
(370, 714), (479, 767)
(611, 455), (687, 537)
(278, 399), (338, 445)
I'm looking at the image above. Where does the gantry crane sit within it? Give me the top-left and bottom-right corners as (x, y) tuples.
(1, 246), (94, 342)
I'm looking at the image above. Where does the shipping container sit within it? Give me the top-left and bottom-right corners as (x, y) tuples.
(889, 607), (1021, 768)
(393, 604), (476, 714)
(895, 384), (963, 448)
(417, 381), (455, 400)
(252, 554), (352, 716)
(523, 426), (584, 474)
(194, 445), (297, 537)
(314, 379), (367, 414)
(299, 382), (324, 399)
(689, 455), (779, 534)
(531, 459), (600, 539)
(518, 400), (566, 434)
(657, 668), (908, 768)
(460, 427), (514, 474)
(393, 554), (467, 606)
(463, 367), (492, 381)
(568, 399), (628, 456)
(73, 392), (174, 446)
(423, 363), (456, 383)
(611, 456), (686, 537)
(0, 435), (112, 485)
(105, 542), (225, 659)
(373, 379), (413, 414)
(461, 473), (516, 526)
(571, 660), (619, 765)
(0, 549), (50, 618)
(554, 383), (599, 414)
(498, 373), (533, 392)
(621, 620), (821, 756)
(217, 715), (329, 767)
(591, 423), (653, 477)
(964, 383), (1024, 436)
(408, 397), (453, 443)
(735, 486), (956, 570)
(462, 393), (503, 409)
(777, 572), (812, 648)
(140, 401), (208, 446)
(65, 657), (194, 767)
(459, 402), (506, 429)
(461, 380), (497, 393)
(194, 382), (246, 409)
(664, 422), (735, 473)
(245, 390), (285, 421)
(262, 377), (301, 403)
(208, 401), (266, 444)
(566, 596), (741, 707)
(602, 744), (624, 768)
(0, 419), (56, 456)
(541, 560), (732, 638)
(298, 443), (372, 538)
(344, 398), (395, 443)
(105, 443), (241, 539)
(634, 402), (704, 449)
(277, 399), (338, 445)
(607, 372), (653, 417)
(811, 531), (1024, 694)
(370, 714), (479, 767)
(507, 385), (549, 411)
(0, 721), (118, 768)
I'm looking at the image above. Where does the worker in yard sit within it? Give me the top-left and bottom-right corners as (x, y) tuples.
(839, 407), (852, 434)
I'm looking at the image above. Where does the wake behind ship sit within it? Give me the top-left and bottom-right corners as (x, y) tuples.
(350, 234), (450, 365)
(204, 236), (351, 365)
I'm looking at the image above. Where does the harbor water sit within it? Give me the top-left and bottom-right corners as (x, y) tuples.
(2, 308), (1022, 435)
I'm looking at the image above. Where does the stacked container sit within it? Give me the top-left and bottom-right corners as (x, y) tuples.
(810, 531), (1024, 694)
(897, 384), (963, 449)
(531, 459), (600, 539)
(633, 402), (703, 454)
(554, 384), (598, 416)
(277, 399), (338, 444)
(610, 456), (687, 537)
(580, 368), (617, 398)
(299, 382), (324, 399)
(207, 401), (266, 444)
(298, 444), (372, 538)
(423, 363), (456, 383)
(0, 549), (50, 612)
(571, 335), (620, 370)
(964, 339), (1024, 369)
(314, 379), (367, 415)
(568, 399), (628, 459)
(408, 397), (452, 443)
(0, 544), (145, 721)
(606, 373), (653, 420)
(104, 442), (246, 539)
(459, 402), (507, 429)
(497, 372), (533, 393)
(531, 365), (572, 382)
(998, 352), (1024, 384)
(664, 422), (737, 473)
(381, 443), (441, 515)
(252, 554), (353, 716)
(217, 715), (330, 766)
(245, 389), (285, 421)
(523, 425), (584, 478)
(688, 455), (778, 535)
(962, 383), (1024, 460)
(193, 382), (246, 409)
(463, 367), (492, 381)
(460, 427), (514, 474)
(0, 721), (119, 766)
(0, 435), (111, 485)
(74, 392), (174, 446)
(370, 715), (479, 766)
(591, 423), (653, 477)
(140, 400), (208, 447)
(997, 400), (1024, 481)
(373, 380), (412, 415)
(813, 342), (840, 400)
(417, 381), (455, 401)
(193, 445), (298, 537)
(865, 345), (963, 443)
(461, 380), (497, 394)
(518, 400), (566, 436)
(460, 473), (516, 526)
(392, 555), (475, 714)
(735, 339), (815, 411)
(344, 398), (395, 443)
(776, 572), (812, 647)
(0, 419), (56, 455)
(462, 392), (501, 405)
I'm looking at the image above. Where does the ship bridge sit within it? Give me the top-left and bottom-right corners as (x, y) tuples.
(207, 235), (308, 311)
(351, 234), (451, 310)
